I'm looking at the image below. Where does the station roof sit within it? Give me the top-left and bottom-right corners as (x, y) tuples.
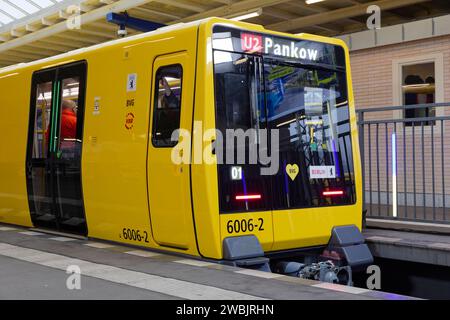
(1, 0), (449, 68)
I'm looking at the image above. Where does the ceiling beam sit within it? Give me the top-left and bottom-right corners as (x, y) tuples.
(14, 45), (61, 57)
(261, 7), (294, 20)
(212, 0), (234, 4)
(0, 0), (154, 54)
(287, 1), (366, 27)
(39, 38), (83, 50)
(267, 0), (431, 32)
(155, 0), (211, 13)
(130, 6), (183, 21)
(53, 32), (104, 44)
(0, 56), (23, 63)
(0, 50), (43, 60)
(26, 41), (70, 53)
(177, 0), (291, 22)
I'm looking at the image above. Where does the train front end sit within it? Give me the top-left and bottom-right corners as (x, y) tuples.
(210, 22), (373, 283)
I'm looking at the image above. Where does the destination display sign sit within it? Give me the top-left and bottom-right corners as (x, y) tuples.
(240, 33), (319, 61)
(212, 25), (346, 69)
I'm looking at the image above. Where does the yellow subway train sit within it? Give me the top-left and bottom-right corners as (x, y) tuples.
(0, 17), (372, 281)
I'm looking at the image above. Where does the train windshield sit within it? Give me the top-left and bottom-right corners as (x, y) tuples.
(212, 25), (356, 213)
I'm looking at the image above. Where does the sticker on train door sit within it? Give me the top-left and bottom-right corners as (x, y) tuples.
(127, 73), (137, 92)
(125, 112), (135, 130)
(286, 164), (299, 181)
(309, 166), (336, 179)
(93, 97), (100, 115)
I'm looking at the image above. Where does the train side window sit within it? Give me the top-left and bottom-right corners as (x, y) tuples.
(32, 81), (53, 159)
(152, 65), (182, 147)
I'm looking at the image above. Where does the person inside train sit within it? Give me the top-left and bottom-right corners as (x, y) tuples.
(45, 99), (78, 147)
(60, 99), (78, 139)
(159, 77), (180, 109)
(154, 76), (181, 145)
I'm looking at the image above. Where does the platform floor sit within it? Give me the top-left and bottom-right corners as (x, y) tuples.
(364, 227), (450, 267)
(0, 223), (411, 300)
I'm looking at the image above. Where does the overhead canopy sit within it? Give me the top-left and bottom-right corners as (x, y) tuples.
(0, 0), (449, 68)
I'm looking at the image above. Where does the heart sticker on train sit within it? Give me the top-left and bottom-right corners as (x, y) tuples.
(286, 164), (299, 181)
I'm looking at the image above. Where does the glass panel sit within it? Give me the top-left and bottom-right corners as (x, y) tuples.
(30, 80), (55, 226)
(32, 81), (52, 159)
(264, 61), (355, 209)
(402, 62), (435, 126)
(58, 77), (81, 159)
(214, 52), (270, 213)
(213, 48), (356, 213)
(152, 65), (182, 147)
(55, 76), (85, 232)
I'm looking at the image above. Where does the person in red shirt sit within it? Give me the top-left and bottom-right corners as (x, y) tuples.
(60, 100), (77, 139)
(45, 100), (78, 148)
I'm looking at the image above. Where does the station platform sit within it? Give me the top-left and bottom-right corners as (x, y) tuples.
(364, 227), (450, 267)
(0, 223), (412, 300)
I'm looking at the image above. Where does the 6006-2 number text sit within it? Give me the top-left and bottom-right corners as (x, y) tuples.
(121, 228), (150, 243)
(226, 218), (264, 234)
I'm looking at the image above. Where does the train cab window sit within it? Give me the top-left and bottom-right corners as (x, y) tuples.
(152, 65), (182, 147)
(32, 81), (53, 159)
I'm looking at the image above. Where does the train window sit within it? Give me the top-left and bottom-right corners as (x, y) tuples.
(264, 61), (356, 208)
(58, 77), (81, 160)
(32, 81), (52, 159)
(152, 65), (182, 147)
(213, 51), (271, 213)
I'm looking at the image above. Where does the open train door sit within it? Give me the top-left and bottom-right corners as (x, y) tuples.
(147, 52), (194, 250)
(26, 62), (88, 235)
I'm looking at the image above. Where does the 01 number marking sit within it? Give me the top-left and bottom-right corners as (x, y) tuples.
(121, 228), (149, 243)
(226, 218), (264, 234)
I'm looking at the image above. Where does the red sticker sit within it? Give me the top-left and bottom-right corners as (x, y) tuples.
(241, 33), (262, 53)
(125, 112), (134, 130)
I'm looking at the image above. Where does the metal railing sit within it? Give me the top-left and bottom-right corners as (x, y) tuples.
(357, 103), (450, 224)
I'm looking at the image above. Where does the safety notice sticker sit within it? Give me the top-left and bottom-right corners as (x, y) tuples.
(309, 166), (336, 179)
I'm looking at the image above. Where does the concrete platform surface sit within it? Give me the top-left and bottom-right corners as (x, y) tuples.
(0, 223), (412, 300)
(364, 227), (450, 266)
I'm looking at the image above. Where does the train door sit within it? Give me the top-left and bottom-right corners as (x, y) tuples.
(26, 62), (87, 235)
(147, 53), (193, 249)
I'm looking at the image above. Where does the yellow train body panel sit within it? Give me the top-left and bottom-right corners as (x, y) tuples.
(0, 17), (363, 262)
(0, 71), (33, 227)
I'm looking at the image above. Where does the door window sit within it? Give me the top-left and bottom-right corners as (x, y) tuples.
(58, 77), (81, 159)
(32, 81), (52, 159)
(152, 65), (182, 147)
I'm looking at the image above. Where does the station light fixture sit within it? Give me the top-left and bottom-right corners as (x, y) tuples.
(230, 9), (262, 21)
(305, 0), (326, 4)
